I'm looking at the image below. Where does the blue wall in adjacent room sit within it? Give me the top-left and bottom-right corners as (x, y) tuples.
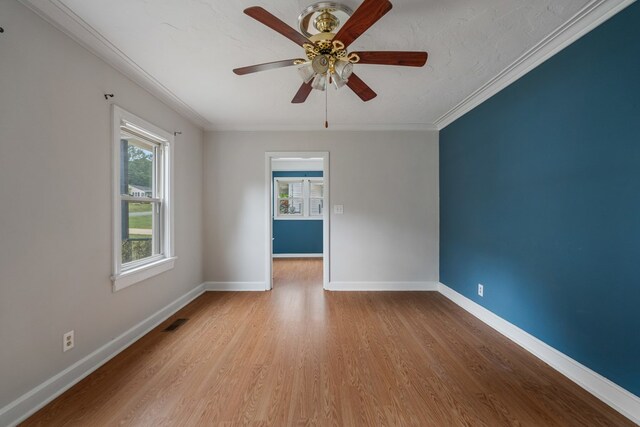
(273, 171), (323, 254)
(440, 3), (640, 396)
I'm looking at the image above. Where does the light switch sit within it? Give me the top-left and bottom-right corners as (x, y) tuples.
(334, 205), (344, 214)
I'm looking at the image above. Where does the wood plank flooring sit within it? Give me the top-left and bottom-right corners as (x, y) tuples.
(24, 259), (633, 426)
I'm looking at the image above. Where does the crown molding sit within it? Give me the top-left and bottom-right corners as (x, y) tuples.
(19, 0), (635, 133)
(434, 0), (637, 130)
(18, 0), (212, 130)
(208, 122), (439, 132)
(17, 0), (435, 133)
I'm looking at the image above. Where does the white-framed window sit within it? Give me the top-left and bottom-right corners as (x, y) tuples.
(111, 106), (175, 291)
(274, 177), (324, 219)
(309, 179), (324, 217)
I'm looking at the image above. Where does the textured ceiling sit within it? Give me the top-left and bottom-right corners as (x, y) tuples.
(58, 0), (589, 129)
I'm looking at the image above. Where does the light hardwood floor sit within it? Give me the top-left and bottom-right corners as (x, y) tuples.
(24, 259), (633, 426)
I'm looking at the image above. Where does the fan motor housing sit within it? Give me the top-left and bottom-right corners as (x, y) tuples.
(298, 2), (353, 38)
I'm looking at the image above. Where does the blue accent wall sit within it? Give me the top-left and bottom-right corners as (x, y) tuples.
(273, 171), (323, 254)
(440, 3), (640, 396)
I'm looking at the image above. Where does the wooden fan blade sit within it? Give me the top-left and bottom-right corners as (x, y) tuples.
(333, 0), (392, 48)
(233, 59), (301, 75)
(353, 51), (428, 67)
(244, 7), (310, 47)
(346, 73), (377, 102)
(292, 82), (313, 103)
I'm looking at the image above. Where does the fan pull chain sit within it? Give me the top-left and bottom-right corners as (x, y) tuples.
(325, 73), (330, 129)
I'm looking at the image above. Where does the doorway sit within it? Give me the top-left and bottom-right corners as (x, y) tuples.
(265, 152), (329, 290)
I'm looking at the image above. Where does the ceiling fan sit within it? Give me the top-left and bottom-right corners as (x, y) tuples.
(233, 0), (428, 106)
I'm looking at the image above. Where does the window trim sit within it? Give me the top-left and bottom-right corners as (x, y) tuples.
(275, 178), (305, 218)
(308, 178), (324, 218)
(274, 177), (324, 220)
(111, 105), (175, 292)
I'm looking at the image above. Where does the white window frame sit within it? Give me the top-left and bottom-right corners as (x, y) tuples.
(111, 105), (175, 292)
(308, 178), (324, 218)
(274, 177), (324, 220)
(274, 178), (304, 218)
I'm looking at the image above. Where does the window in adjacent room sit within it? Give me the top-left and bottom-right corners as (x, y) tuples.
(111, 106), (174, 291)
(274, 177), (323, 219)
(277, 179), (304, 216)
(309, 179), (324, 217)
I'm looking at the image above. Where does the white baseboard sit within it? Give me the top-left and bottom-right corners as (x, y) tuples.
(6, 280), (637, 425)
(0, 283), (206, 427)
(272, 253), (323, 258)
(204, 281), (266, 291)
(327, 281), (439, 291)
(438, 282), (640, 424)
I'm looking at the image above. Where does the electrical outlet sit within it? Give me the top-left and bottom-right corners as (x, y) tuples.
(333, 205), (344, 214)
(478, 284), (484, 297)
(63, 330), (74, 352)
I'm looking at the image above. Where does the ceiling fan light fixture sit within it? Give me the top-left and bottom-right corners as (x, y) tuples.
(334, 60), (353, 80)
(297, 62), (316, 83)
(236, 1), (428, 113)
(311, 73), (327, 91)
(331, 72), (348, 89)
(311, 55), (330, 74)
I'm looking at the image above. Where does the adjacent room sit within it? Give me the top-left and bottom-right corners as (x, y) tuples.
(1, 0), (638, 425)
(270, 156), (327, 290)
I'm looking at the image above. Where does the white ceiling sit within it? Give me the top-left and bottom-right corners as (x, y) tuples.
(32, 0), (597, 129)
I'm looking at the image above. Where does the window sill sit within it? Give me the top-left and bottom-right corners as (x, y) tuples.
(273, 217), (323, 221)
(112, 256), (177, 292)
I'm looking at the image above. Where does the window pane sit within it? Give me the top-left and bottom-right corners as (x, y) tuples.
(120, 131), (155, 198)
(310, 198), (323, 216)
(121, 201), (158, 264)
(310, 182), (323, 198)
(279, 198), (303, 215)
(278, 181), (303, 198)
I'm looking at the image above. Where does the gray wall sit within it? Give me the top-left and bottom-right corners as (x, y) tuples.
(203, 131), (439, 285)
(0, 0), (439, 414)
(0, 0), (204, 410)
